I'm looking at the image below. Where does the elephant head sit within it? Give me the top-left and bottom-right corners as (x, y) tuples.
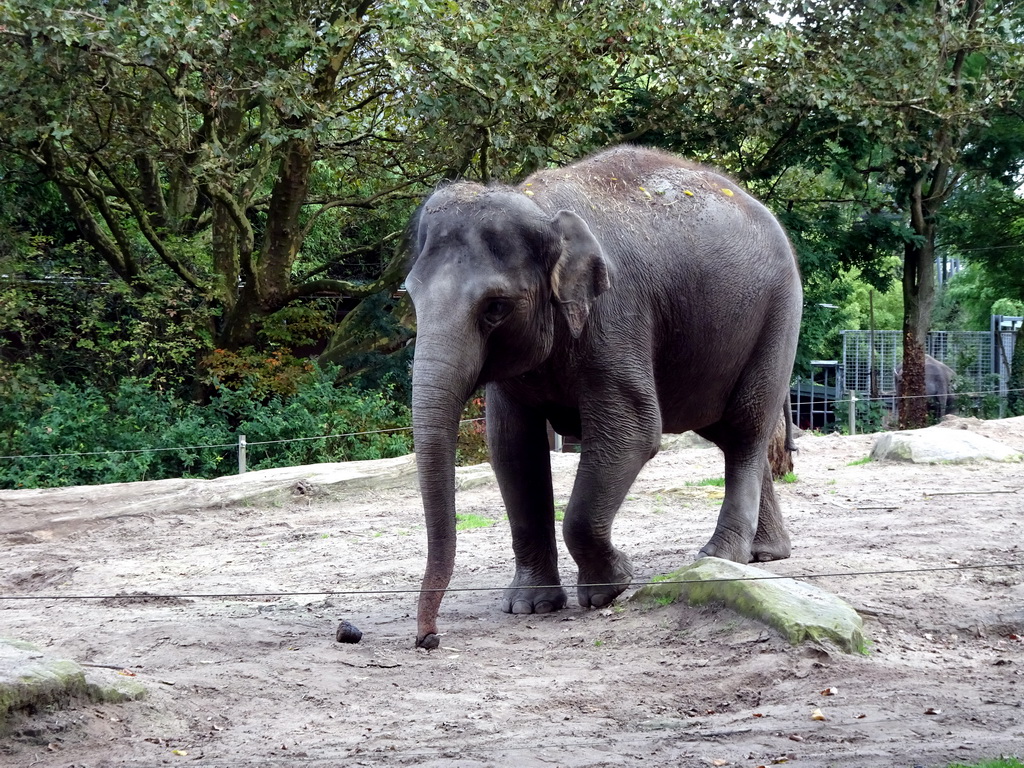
(405, 183), (610, 649)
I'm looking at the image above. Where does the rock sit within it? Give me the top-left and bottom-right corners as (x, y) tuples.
(0, 638), (145, 731)
(84, 669), (148, 704)
(660, 432), (716, 451)
(454, 464), (496, 490)
(631, 558), (867, 654)
(870, 427), (1022, 464)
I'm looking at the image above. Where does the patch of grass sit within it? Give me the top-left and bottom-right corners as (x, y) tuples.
(592, 639), (604, 647)
(685, 477), (726, 487)
(455, 513), (494, 531)
(554, 501), (566, 522)
(779, 472), (798, 483)
(948, 760), (1024, 768)
(846, 456), (873, 466)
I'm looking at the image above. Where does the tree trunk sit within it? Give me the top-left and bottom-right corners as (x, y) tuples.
(899, 166), (944, 430)
(768, 411), (794, 479)
(1009, 324), (1024, 417)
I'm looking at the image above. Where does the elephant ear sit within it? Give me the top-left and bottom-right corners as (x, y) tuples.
(550, 210), (612, 339)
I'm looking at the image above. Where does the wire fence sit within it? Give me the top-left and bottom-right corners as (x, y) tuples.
(794, 383), (1024, 435)
(0, 419), (484, 467)
(2, 560), (1021, 602)
(0, 387), (1019, 473)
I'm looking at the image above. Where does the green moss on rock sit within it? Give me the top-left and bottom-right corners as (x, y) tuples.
(1, 637), (146, 729)
(632, 557), (868, 654)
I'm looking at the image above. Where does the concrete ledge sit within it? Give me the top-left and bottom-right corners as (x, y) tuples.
(631, 558), (868, 654)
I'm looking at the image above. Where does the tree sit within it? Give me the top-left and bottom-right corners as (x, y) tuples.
(792, 0), (1024, 426)
(1, 1), (424, 380)
(608, 0), (1024, 425)
(1, 0), (715, 392)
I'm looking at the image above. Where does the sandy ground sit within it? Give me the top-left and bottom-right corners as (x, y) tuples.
(2, 416), (1023, 768)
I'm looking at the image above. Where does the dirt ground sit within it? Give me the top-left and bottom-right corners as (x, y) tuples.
(2, 416), (1023, 768)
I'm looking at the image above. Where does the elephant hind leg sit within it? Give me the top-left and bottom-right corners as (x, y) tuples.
(751, 462), (791, 562)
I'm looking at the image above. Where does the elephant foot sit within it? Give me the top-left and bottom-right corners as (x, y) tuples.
(501, 571), (567, 615)
(576, 550), (634, 609)
(753, 514), (790, 561)
(697, 532), (752, 564)
(751, 531), (791, 562)
(416, 633), (441, 650)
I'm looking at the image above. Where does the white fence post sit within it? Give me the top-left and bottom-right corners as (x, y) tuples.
(238, 434), (247, 474)
(849, 392), (857, 436)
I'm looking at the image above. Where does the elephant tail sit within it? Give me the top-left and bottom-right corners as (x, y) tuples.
(783, 393), (798, 454)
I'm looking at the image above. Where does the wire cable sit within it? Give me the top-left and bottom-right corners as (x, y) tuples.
(1, 561), (1020, 602)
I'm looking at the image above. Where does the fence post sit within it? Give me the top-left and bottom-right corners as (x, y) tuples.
(848, 392), (857, 436)
(238, 434), (247, 474)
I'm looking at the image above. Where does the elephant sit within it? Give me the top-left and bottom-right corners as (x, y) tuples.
(894, 354), (955, 418)
(405, 145), (803, 650)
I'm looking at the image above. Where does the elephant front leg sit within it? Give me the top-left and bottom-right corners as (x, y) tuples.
(563, 401), (661, 609)
(487, 387), (567, 615)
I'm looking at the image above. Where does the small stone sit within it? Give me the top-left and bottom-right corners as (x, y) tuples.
(335, 620), (363, 644)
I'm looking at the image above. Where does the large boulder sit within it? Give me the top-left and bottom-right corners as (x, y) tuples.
(870, 427), (1022, 464)
(632, 558), (867, 654)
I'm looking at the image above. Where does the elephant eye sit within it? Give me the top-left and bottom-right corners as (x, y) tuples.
(481, 298), (513, 326)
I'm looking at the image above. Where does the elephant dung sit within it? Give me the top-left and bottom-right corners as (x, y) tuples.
(632, 558), (867, 654)
(870, 427), (1022, 464)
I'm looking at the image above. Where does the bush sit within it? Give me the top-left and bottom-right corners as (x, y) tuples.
(455, 392), (489, 466)
(0, 366), (412, 489)
(832, 395), (893, 435)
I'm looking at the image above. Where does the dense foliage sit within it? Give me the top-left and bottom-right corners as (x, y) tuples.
(2, 0), (1023, 485)
(0, 366), (412, 489)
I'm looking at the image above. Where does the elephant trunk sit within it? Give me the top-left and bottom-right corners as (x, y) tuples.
(410, 337), (481, 649)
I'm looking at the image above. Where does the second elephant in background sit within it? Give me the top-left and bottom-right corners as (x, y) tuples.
(895, 354), (956, 418)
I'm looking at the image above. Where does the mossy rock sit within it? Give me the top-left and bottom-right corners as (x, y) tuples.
(1, 638), (146, 728)
(632, 557), (868, 654)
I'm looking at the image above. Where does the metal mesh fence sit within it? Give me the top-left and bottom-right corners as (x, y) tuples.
(840, 330), (1005, 396)
(994, 330), (1018, 399)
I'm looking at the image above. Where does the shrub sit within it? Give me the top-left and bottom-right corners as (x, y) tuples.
(0, 366), (412, 489)
(455, 392), (489, 466)
(832, 396), (893, 434)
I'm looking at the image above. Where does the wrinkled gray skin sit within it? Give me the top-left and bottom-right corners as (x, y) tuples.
(406, 146), (803, 649)
(895, 354), (956, 417)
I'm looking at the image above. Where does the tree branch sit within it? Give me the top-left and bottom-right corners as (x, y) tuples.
(288, 248), (407, 302)
(295, 231), (402, 283)
(87, 153), (207, 291)
(205, 183), (257, 277)
(298, 176), (431, 242)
